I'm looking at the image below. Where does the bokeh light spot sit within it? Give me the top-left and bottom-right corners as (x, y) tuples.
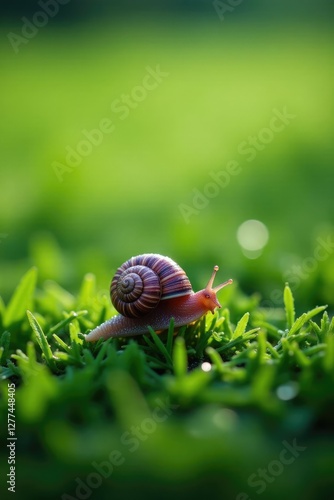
(276, 382), (299, 401)
(237, 219), (269, 258)
(212, 409), (238, 430)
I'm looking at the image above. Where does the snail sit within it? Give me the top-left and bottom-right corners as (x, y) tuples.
(85, 253), (232, 341)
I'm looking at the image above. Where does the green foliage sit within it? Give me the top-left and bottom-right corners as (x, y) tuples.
(3, 267), (37, 329)
(1, 15), (333, 500)
(0, 273), (333, 499)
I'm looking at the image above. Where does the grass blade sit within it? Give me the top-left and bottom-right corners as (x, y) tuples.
(48, 311), (87, 336)
(216, 330), (259, 353)
(78, 273), (96, 307)
(173, 336), (187, 377)
(323, 335), (334, 372)
(53, 334), (71, 353)
(288, 305), (328, 337)
(147, 327), (173, 366)
(0, 295), (5, 327)
(206, 346), (224, 374)
(27, 310), (57, 372)
(221, 308), (233, 339)
(4, 268), (37, 328)
(166, 318), (175, 357)
(232, 312), (250, 339)
(196, 329), (215, 357)
(0, 331), (11, 365)
(284, 283), (295, 329)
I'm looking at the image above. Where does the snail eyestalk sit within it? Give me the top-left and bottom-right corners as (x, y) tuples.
(206, 265), (220, 290)
(206, 265), (233, 293)
(213, 278), (233, 293)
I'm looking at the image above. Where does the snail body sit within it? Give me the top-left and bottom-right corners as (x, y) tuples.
(85, 253), (232, 341)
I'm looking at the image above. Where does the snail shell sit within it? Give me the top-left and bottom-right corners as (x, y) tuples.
(110, 253), (193, 318)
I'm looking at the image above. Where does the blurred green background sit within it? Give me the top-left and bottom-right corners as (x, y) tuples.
(1, 0), (334, 313)
(1, 2), (334, 498)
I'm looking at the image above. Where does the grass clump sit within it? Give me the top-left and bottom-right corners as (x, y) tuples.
(0, 269), (334, 500)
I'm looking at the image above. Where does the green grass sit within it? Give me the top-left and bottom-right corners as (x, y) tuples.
(1, 268), (334, 499)
(1, 16), (333, 499)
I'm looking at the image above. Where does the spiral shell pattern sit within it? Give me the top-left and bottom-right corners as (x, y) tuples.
(110, 253), (193, 318)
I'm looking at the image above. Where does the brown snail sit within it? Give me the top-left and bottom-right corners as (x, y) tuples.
(85, 253), (232, 341)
